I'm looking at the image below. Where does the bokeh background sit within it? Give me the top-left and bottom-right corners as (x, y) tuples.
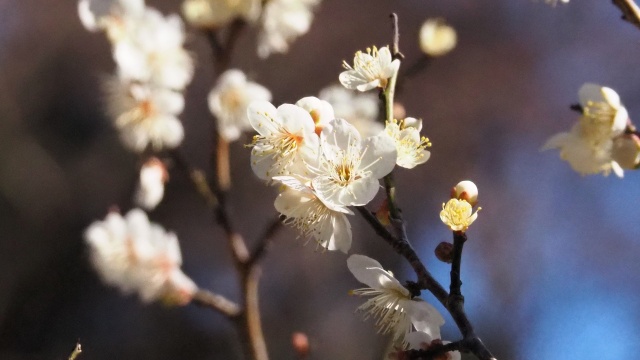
(2, 0), (640, 359)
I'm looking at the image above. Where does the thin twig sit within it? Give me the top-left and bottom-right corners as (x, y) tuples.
(168, 149), (218, 207)
(248, 215), (284, 268)
(612, 0), (640, 31)
(192, 289), (242, 318)
(68, 342), (82, 360)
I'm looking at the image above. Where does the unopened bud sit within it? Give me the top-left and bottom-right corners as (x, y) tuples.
(419, 18), (457, 57)
(393, 103), (406, 119)
(435, 242), (453, 263)
(612, 134), (640, 170)
(451, 180), (478, 206)
(291, 332), (310, 358)
(375, 199), (391, 226)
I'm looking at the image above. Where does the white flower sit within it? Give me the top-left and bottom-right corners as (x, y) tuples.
(257, 0), (319, 58)
(542, 83), (628, 177)
(78, 0), (145, 39)
(319, 85), (383, 137)
(440, 198), (480, 232)
(339, 46), (400, 92)
(208, 69), (272, 142)
(384, 118), (431, 169)
(106, 81), (185, 152)
(113, 8), (193, 90)
(84, 209), (197, 304)
(248, 101), (319, 180)
(419, 19), (457, 57)
(311, 119), (396, 207)
(135, 158), (168, 210)
(404, 332), (461, 360)
(347, 254), (444, 345)
(295, 96), (335, 135)
(273, 176), (353, 253)
(182, 0), (261, 28)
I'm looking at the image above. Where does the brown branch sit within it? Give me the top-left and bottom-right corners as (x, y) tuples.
(612, 0), (640, 31)
(167, 149), (218, 208)
(192, 289), (242, 318)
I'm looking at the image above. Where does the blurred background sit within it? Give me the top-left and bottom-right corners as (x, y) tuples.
(2, 0), (640, 359)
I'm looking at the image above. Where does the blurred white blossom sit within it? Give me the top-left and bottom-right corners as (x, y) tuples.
(113, 8), (193, 90)
(85, 209), (197, 304)
(319, 85), (383, 137)
(311, 119), (396, 207)
(182, 0), (261, 28)
(419, 18), (457, 57)
(384, 117), (431, 169)
(106, 81), (185, 152)
(208, 69), (272, 142)
(258, 0), (319, 58)
(273, 176), (352, 253)
(339, 46), (400, 92)
(78, 0), (144, 41)
(347, 254), (444, 346)
(135, 158), (168, 210)
(542, 83), (628, 177)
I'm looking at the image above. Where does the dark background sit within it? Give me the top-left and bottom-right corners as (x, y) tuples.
(2, 0), (640, 359)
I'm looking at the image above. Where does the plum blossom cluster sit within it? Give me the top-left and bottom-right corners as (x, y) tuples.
(543, 83), (640, 177)
(85, 208), (197, 305)
(347, 254), (459, 356)
(248, 98), (397, 252)
(181, 0), (320, 58)
(79, 0), (193, 152)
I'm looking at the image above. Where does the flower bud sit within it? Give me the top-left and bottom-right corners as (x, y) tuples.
(434, 242), (453, 263)
(451, 180), (478, 206)
(419, 19), (457, 57)
(291, 332), (310, 358)
(612, 134), (640, 170)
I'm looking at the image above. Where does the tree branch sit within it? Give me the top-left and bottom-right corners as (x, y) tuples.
(192, 289), (242, 318)
(612, 0), (640, 31)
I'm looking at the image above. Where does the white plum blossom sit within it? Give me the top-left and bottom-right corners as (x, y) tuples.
(208, 69), (272, 142)
(339, 46), (400, 92)
(295, 96), (335, 135)
(248, 101), (319, 180)
(273, 176), (353, 253)
(182, 0), (261, 28)
(542, 83), (628, 177)
(311, 119), (396, 207)
(347, 254), (445, 346)
(319, 85), (383, 137)
(384, 117), (431, 169)
(135, 158), (168, 210)
(440, 199), (480, 232)
(85, 209), (197, 304)
(419, 19), (457, 57)
(113, 8), (193, 90)
(78, 0), (145, 41)
(106, 81), (185, 152)
(257, 0), (319, 58)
